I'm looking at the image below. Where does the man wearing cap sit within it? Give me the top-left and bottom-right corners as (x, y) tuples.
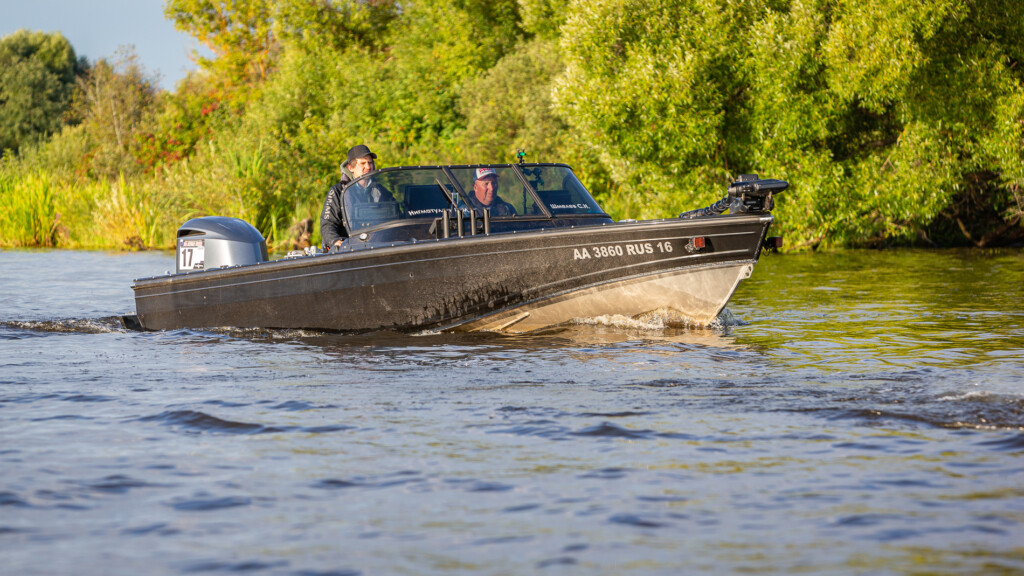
(320, 144), (392, 250)
(465, 167), (517, 217)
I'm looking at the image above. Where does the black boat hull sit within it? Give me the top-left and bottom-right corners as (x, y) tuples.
(132, 214), (773, 332)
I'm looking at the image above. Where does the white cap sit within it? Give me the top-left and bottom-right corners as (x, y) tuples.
(474, 167), (497, 180)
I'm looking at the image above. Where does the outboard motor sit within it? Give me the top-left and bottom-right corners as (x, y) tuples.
(176, 216), (268, 273)
(679, 174), (789, 219)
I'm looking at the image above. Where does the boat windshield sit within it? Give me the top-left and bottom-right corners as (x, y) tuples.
(516, 165), (604, 215)
(342, 164), (605, 232)
(448, 166), (539, 216)
(342, 168), (451, 232)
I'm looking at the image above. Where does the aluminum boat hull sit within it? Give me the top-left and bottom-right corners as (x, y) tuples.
(131, 214), (773, 333)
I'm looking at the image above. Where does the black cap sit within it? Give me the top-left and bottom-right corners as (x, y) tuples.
(346, 144), (377, 165)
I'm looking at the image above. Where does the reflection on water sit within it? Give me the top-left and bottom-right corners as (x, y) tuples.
(738, 249), (1024, 368)
(1, 247), (1023, 575)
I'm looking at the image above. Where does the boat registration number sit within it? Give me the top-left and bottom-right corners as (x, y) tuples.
(573, 241), (674, 261)
(179, 239), (205, 270)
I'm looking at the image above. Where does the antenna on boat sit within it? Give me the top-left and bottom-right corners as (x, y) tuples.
(516, 149), (526, 165)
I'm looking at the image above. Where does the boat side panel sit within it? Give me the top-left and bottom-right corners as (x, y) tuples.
(133, 216), (771, 331)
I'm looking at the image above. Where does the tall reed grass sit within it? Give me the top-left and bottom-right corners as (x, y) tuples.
(0, 170), (62, 247)
(0, 151), (324, 252)
(0, 166), (176, 250)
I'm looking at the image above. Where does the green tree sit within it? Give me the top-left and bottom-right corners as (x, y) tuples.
(165, 0), (277, 88)
(457, 38), (567, 162)
(273, 0), (400, 52)
(556, 0), (1024, 246)
(0, 30), (86, 154)
(372, 0), (526, 156)
(75, 48), (160, 178)
(134, 72), (227, 170)
(517, 0), (570, 38)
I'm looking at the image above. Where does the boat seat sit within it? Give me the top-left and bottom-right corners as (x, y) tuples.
(402, 184), (452, 218)
(351, 201), (400, 229)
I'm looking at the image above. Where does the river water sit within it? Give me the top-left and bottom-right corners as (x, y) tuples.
(2, 248), (1022, 575)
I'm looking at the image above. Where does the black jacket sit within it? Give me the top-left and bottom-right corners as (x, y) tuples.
(463, 195), (517, 217)
(320, 172), (352, 249)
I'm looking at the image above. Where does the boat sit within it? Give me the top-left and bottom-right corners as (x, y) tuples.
(126, 163), (786, 333)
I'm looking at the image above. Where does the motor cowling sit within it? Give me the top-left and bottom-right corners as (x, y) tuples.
(176, 216), (268, 273)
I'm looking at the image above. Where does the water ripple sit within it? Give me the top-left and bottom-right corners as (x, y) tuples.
(168, 495), (252, 512)
(977, 432), (1024, 451)
(832, 513), (901, 527)
(313, 471), (425, 491)
(570, 422), (654, 439)
(488, 419), (571, 439)
(62, 394), (115, 403)
(577, 410), (654, 418)
(269, 400), (334, 411)
(465, 481), (515, 492)
(314, 479), (363, 490)
(120, 522), (181, 536)
(78, 474), (170, 494)
(138, 410), (285, 434)
(580, 467), (630, 480)
(502, 503), (542, 513)
(182, 559), (289, 573)
(537, 556), (578, 568)
(608, 513), (669, 528)
(300, 424), (354, 433)
(793, 397), (1024, 431)
(30, 414), (95, 422)
(0, 491), (29, 507)
(135, 410), (355, 436)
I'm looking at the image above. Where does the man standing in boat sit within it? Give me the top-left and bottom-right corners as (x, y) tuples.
(320, 144), (392, 250)
(465, 168), (517, 216)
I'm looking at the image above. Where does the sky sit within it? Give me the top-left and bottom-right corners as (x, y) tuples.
(1, 0), (205, 89)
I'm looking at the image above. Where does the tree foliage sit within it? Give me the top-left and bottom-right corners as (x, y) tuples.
(74, 48), (161, 179)
(458, 38), (567, 162)
(165, 0), (277, 85)
(555, 0), (1024, 246)
(274, 0), (400, 52)
(3, 0), (1023, 250)
(0, 30), (86, 154)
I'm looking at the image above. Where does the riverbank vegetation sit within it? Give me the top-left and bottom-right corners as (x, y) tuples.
(1, 0), (1022, 251)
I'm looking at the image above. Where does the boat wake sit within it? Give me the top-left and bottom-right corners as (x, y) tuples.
(1, 309), (745, 346)
(0, 317), (127, 335)
(206, 326), (329, 340)
(572, 307), (745, 331)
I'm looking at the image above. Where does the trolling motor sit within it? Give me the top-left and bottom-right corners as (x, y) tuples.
(678, 174), (789, 219)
